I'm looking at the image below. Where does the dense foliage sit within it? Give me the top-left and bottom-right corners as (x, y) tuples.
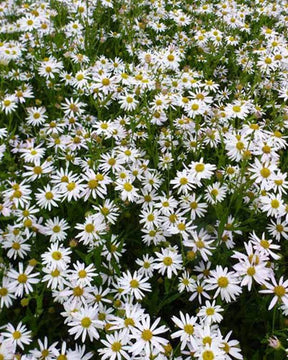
(1, 0), (288, 359)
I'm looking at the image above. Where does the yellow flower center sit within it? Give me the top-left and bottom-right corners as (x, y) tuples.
(195, 163), (205, 172)
(13, 331), (21, 339)
(102, 78), (110, 86)
(141, 329), (153, 341)
(111, 341), (122, 352)
(78, 270), (87, 278)
(85, 224), (94, 233)
(53, 225), (61, 233)
(0, 287), (8, 296)
(52, 251), (62, 260)
(247, 267), (255, 276)
(124, 317), (135, 327)
(180, 177), (188, 185)
(45, 191), (54, 200)
(73, 286), (84, 296)
(66, 182), (76, 191)
(271, 199), (280, 208)
(12, 242), (21, 250)
(147, 214), (155, 222)
(57, 355), (67, 360)
(260, 168), (270, 178)
(41, 349), (50, 358)
(232, 105), (241, 113)
(130, 279), (139, 288)
(260, 239), (270, 249)
(203, 336), (212, 346)
(274, 285), (286, 297)
(236, 141), (244, 150)
(123, 182), (133, 192)
(217, 276), (229, 288)
(184, 324), (194, 335)
(3, 99), (11, 106)
(191, 103), (199, 111)
(18, 274), (28, 283)
(211, 189), (219, 197)
(81, 317), (92, 328)
(51, 269), (60, 277)
(206, 308), (215, 315)
(202, 350), (214, 360)
(163, 256), (173, 266)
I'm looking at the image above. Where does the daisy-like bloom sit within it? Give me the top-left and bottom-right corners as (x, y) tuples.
(233, 255), (271, 291)
(72, 69), (90, 89)
(2, 234), (31, 260)
(260, 275), (288, 310)
(43, 217), (69, 242)
(7, 263), (39, 297)
(170, 168), (195, 194)
(41, 242), (72, 271)
(61, 97), (86, 118)
(23, 160), (54, 182)
(2, 322), (32, 351)
(189, 279), (211, 304)
(1, 94), (18, 114)
(249, 231), (280, 260)
(80, 170), (110, 201)
(38, 58), (63, 80)
(26, 106), (48, 126)
(98, 330), (130, 360)
(184, 99), (208, 118)
(220, 330), (243, 360)
(129, 315), (168, 358)
(29, 337), (58, 360)
(19, 143), (46, 163)
(267, 218), (288, 241)
(204, 182), (227, 204)
(3, 181), (32, 208)
(225, 101), (250, 119)
(205, 265), (242, 303)
(154, 247), (183, 279)
(42, 266), (67, 290)
(101, 235), (126, 262)
(178, 271), (195, 293)
(35, 185), (61, 211)
(224, 133), (250, 162)
(118, 271), (151, 300)
(180, 193), (208, 220)
(75, 215), (106, 246)
(115, 179), (139, 202)
(155, 193), (178, 215)
(249, 159), (277, 191)
(68, 305), (103, 342)
(93, 199), (119, 225)
(99, 151), (125, 174)
(171, 312), (199, 350)
(260, 193), (285, 217)
(183, 230), (215, 262)
(189, 158), (216, 183)
(69, 261), (98, 287)
(194, 343), (225, 360)
(118, 93), (139, 111)
(136, 255), (155, 277)
(139, 206), (161, 230)
(59, 178), (85, 202)
(0, 335), (14, 360)
(197, 300), (224, 325)
(0, 277), (16, 308)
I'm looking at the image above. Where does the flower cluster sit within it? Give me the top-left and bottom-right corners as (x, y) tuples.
(1, 0), (288, 359)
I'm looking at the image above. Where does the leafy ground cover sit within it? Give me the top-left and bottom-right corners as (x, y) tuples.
(0, 0), (288, 359)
